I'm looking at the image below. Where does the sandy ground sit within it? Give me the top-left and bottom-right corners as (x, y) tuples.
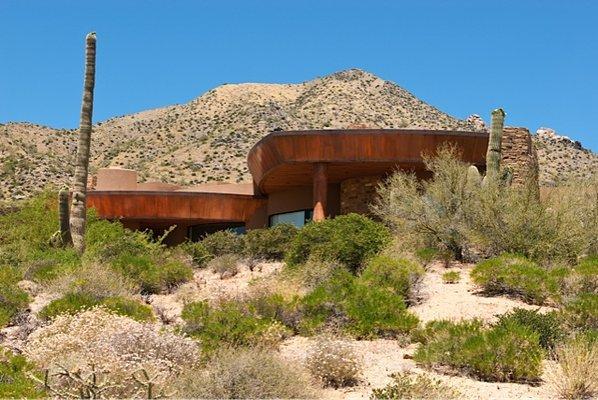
(411, 262), (556, 323)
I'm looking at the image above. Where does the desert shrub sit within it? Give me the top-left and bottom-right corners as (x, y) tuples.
(359, 255), (424, 304)
(414, 319), (544, 382)
(181, 300), (276, 353)
(286, 213), (391, 272)
(174, 346), (313, 399)
(297, 255), (345, 289)
(495, 308), (564, 350)
(548, 336), (597, 400)
(414, 247), (439, 269)
(243, 223), (298, 260)
(299, 269), (419, 338)
(208, 254), (240, 279)
(0, 348), (45, 398)
(100, 297), (155, 322)
(111, 253), (192, 294)
(442, 270), (461, 284)
(0, 267), (29, 327)
(201, 230), (244, 257)
(39, 293), (154, 322)
(561, 293), (598, 332)
(371, 372), (459, 399)
(246, 293), (300, 333)
(306, 338), (361, 388)
(21, 247), (81, 282)
(372, 145), (471, 261)
(470, 253), (567, 304)
(179, 241), (213, 267)
(25, 307), (199, 399)
(45, 262), (139, 299)
(562, 256), (598, 298)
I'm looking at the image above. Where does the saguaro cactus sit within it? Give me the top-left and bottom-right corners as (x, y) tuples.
(466, 165), (482, 188)
(58, 188), (71, 245)
(70, 32), (96, 254)
(484, 108), (505, 183)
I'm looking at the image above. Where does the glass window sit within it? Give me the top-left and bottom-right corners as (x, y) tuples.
(269, 209), (313, 228)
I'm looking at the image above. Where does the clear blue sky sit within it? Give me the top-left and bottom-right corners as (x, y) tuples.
(1, 0), (597, 150)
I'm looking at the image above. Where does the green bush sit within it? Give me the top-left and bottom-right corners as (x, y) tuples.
(286, 213), (391, 272)
(299, 269), (419, 338)
(442, 271), (461, 284)
(0, 267), (29, 328)
(414, 248), (439, 269)
(179, 241), (213, 267)
(181, 300), (274, 353)
(100, 297), (155, 322)
(243, 224), (298, 260)
(495, 308), (564, 350)
(371, 372), (459, 399)
(470, 254), (567, 305)
(39, 293), (154, 322)
(0, 349), (45, 398)
(564, 256), (598, 296)
(112, 254), (192, 294)
(414, 319), (544, 382)
(208, 254), (240, 279)
(359, 255), (424, 304)
(201, 230), (245, 257)
(562, 293), (598, 332)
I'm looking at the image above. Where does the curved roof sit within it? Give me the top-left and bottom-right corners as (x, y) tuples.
(87, 190), (265, 223)
(247, 129), (489, 194)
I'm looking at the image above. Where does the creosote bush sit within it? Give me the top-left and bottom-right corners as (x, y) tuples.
(174, 346), (314, 399)
(306, 338), (362, 388)
(243, 223), (297, 260)
(495, 308), (564, 350)
(360, 255), (424, 304)
(200, 230), (245, 257)
(179, 241), (213, 267)
(561, 293), (597, 332)
(414, 319), (544, 382)
(286, 213), (391, 272)
(470, 253), (566, 305)
(371, 372), (459, 400)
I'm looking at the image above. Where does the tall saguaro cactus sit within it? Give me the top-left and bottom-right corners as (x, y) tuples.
(70, 32), (96, 254)
(484, 108), (505, 183)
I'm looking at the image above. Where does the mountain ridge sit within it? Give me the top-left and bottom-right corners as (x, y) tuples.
(1, 69), (595, 200)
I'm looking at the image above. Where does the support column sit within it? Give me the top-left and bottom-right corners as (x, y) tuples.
(313, 163), (328, 222)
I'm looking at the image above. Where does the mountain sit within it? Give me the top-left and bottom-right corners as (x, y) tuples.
(0, 69), (595, 200)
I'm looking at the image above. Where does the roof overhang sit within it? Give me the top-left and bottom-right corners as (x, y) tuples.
(247, 129), (489, 194)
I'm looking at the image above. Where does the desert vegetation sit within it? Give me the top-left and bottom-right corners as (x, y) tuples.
(0, 140), (596, 398)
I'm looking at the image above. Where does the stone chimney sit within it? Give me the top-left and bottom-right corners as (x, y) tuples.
(501, 127), (539, 187)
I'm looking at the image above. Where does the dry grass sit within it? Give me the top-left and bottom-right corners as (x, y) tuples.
(548, 338), (597, 399)
(174, 346), (315, 399)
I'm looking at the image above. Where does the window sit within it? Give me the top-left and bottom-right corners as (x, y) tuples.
(269, 209), (313, 228)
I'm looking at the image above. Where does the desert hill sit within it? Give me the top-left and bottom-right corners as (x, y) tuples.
(1, 69), (595, 200)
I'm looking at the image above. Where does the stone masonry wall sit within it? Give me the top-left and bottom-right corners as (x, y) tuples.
(340, 176), (380, 215)
(501, 127), (539, 187)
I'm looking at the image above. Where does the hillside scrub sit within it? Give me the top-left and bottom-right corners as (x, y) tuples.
(414, 319), (544, 382)
(359, 255), (424, 304)
(306, 338), (362, 388)
(243, 223), (297, 260)
(0, 349), (45, 398)
(495, 308), (564, 350)
(373, 147), (597, 264)
(0, 267), (29, 328)
(371, 372), (459, 400)
(285, 213), (391, 272)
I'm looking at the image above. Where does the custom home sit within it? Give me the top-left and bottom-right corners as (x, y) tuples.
(86, 127), (537, 244)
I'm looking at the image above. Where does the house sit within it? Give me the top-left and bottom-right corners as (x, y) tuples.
(87, 128), (492, 244)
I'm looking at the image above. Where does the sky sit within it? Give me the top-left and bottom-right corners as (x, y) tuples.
(1, 0), (597, 150)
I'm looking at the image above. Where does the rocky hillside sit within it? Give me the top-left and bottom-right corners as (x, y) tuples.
(1, 69), (595, 200)
(533, 128), (597, 186)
